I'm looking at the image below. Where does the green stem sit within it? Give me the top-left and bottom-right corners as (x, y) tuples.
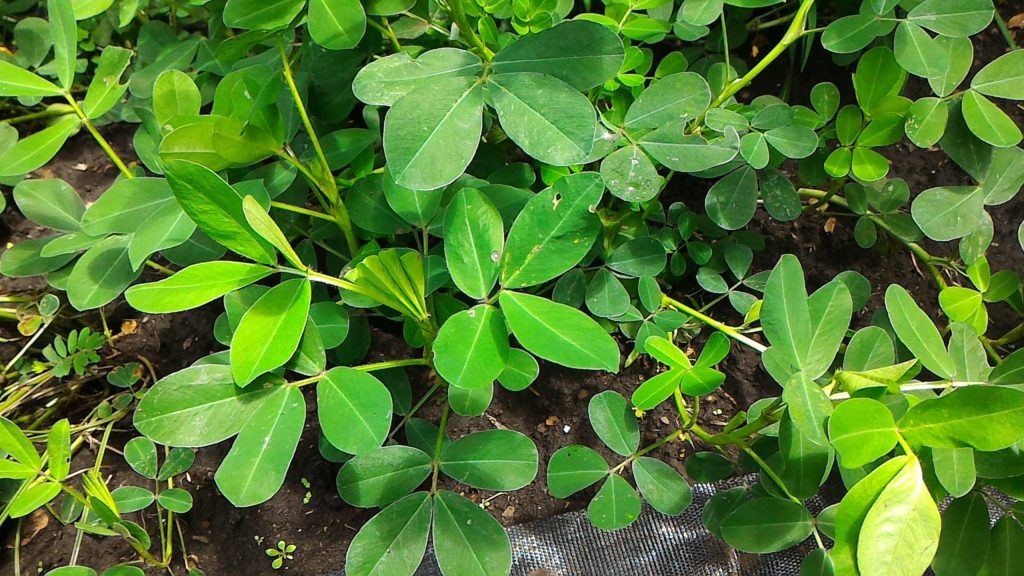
(388, 380), (443, 441)
(270, 200), (335, 222)
(367, 18), (402, 52)
(278, 42), (360, 256)
(611, 429), (684, 474)
(430, 401), (452, 493)
(291, 358), (429, 388)
(994, 10), (1019, 48)
(662, 295), (768, 353)
(2, 107), (75, 125)
(709, 0), (816, 109)
(742, 445), (801, 503)
(445, 0), (493, 58)
(62, 94), (133, 179)
(798, 188), (948, 289)
(994, 322), (1024, 348)
(144, 260), (175, 275)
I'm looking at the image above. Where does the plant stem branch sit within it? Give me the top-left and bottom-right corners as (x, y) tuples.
(445, 0), (493, 58)
(709, 0), (816, 109)
(62, 94), (133, 179)
(798, 188), (948, 289)
(430, 401), (451, 493)
(742, 445), (801, 503)
(270, 201), (335, 222)
(662, 295), (768, 353)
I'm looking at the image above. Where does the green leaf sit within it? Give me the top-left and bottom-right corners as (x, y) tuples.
(215, 385), (305, 507)
(67, 235), (141, 311)
(497, 348), (539, 391)
(383, 171), (444, 227)
(345, 492), (431, 576)
(586, 268), (630, 318)
(978, 514), (1024, 576)
(230, 278), (311, 386)
(907, 0), (994, 37)
(982, 146), (1024, 206)
(222, 0), (305, 30)
(126, 262), (274, 313)
(124, 437), (158, 479)
(805, 281), (853, 378)
(0, 417), (41, 469)
(972, 50), (1024, 100)
(547, 445), (608, 498)
(433, 491), (512, 576)
(336, 446), (431, 507)
(905, 97), (949, 148)
(854, 48), (906, 117)
(741, 132), (770, 169)
(764, 125), (819, 159)
(588, 391), (639, 457)
(13, 179), (84, 232)
(761, 254), (811, 372)
(317, 367), (393, 455)
(857, 458), (940, 576)
(49, 0), (76, 90)
(600, 145), (662, 202)
(929, 36), (974, 97)
(707, 165), (758, 231)
(828, 398), (897, 468)
(501, 172), (603, 289)
(0, 237), (75, 277)
(134, 365), (275, 446)
(0, 117), (81, 178)
(10, 482), (61, 518)
(83, 46), (132, 119)
(500, 291), (619, 372)
(443, 188), (504, 300)
(112, 486), (155, 513)
(885, 284), (955, 379)
(352, 48), (482, 107)
(899, 385), (1024, 450)
(47, 419), (70, 481)
(242, 196), (303, 268)
(623, 72), (711, 130)
(894, 22), (948, 79)
(931, 446), (976, 497)
(383, 77), (483, 190)
(487, 73), (595, 166)
(157, 448), (195, 481)
(831, 456), (910, 573)
(639, 125), (740, 173)
(587, 474), (642, 531)
(782, 373), (833, 446)
(0, 61), (62, 97)
(44, 567), (96, 576)
(962, 90), (1022, 147)
(606, 237), (666, 277)
(156, 488), (192, 513)
(440, 429), (538, 491)
(153, 70), (201, 129)
(720, 498), (814, 553)
(851, 147), (890, 182)
(632, 370), (684, 410)
(821, 15), (883, 54)
(434, 305), (509, 390)
(447, 384), (493, 417)
(632, 457), (692, 516)
(779, 414), (833, 499)
(308, 0), (365, 50)
(163, 160), (276, 264)
(491, 20), (624, 90)
(800, 549), (835, 576)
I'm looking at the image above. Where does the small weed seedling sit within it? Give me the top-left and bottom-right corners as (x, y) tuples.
(266, 540), (297, 570)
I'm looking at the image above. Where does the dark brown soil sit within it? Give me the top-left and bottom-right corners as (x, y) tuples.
(2, 4), (1023, 574)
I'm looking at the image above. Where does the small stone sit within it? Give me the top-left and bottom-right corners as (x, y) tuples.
(562, 425), (571, 433)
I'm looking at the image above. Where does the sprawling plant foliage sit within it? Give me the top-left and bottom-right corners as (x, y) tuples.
(2, 0), (1024, 574)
